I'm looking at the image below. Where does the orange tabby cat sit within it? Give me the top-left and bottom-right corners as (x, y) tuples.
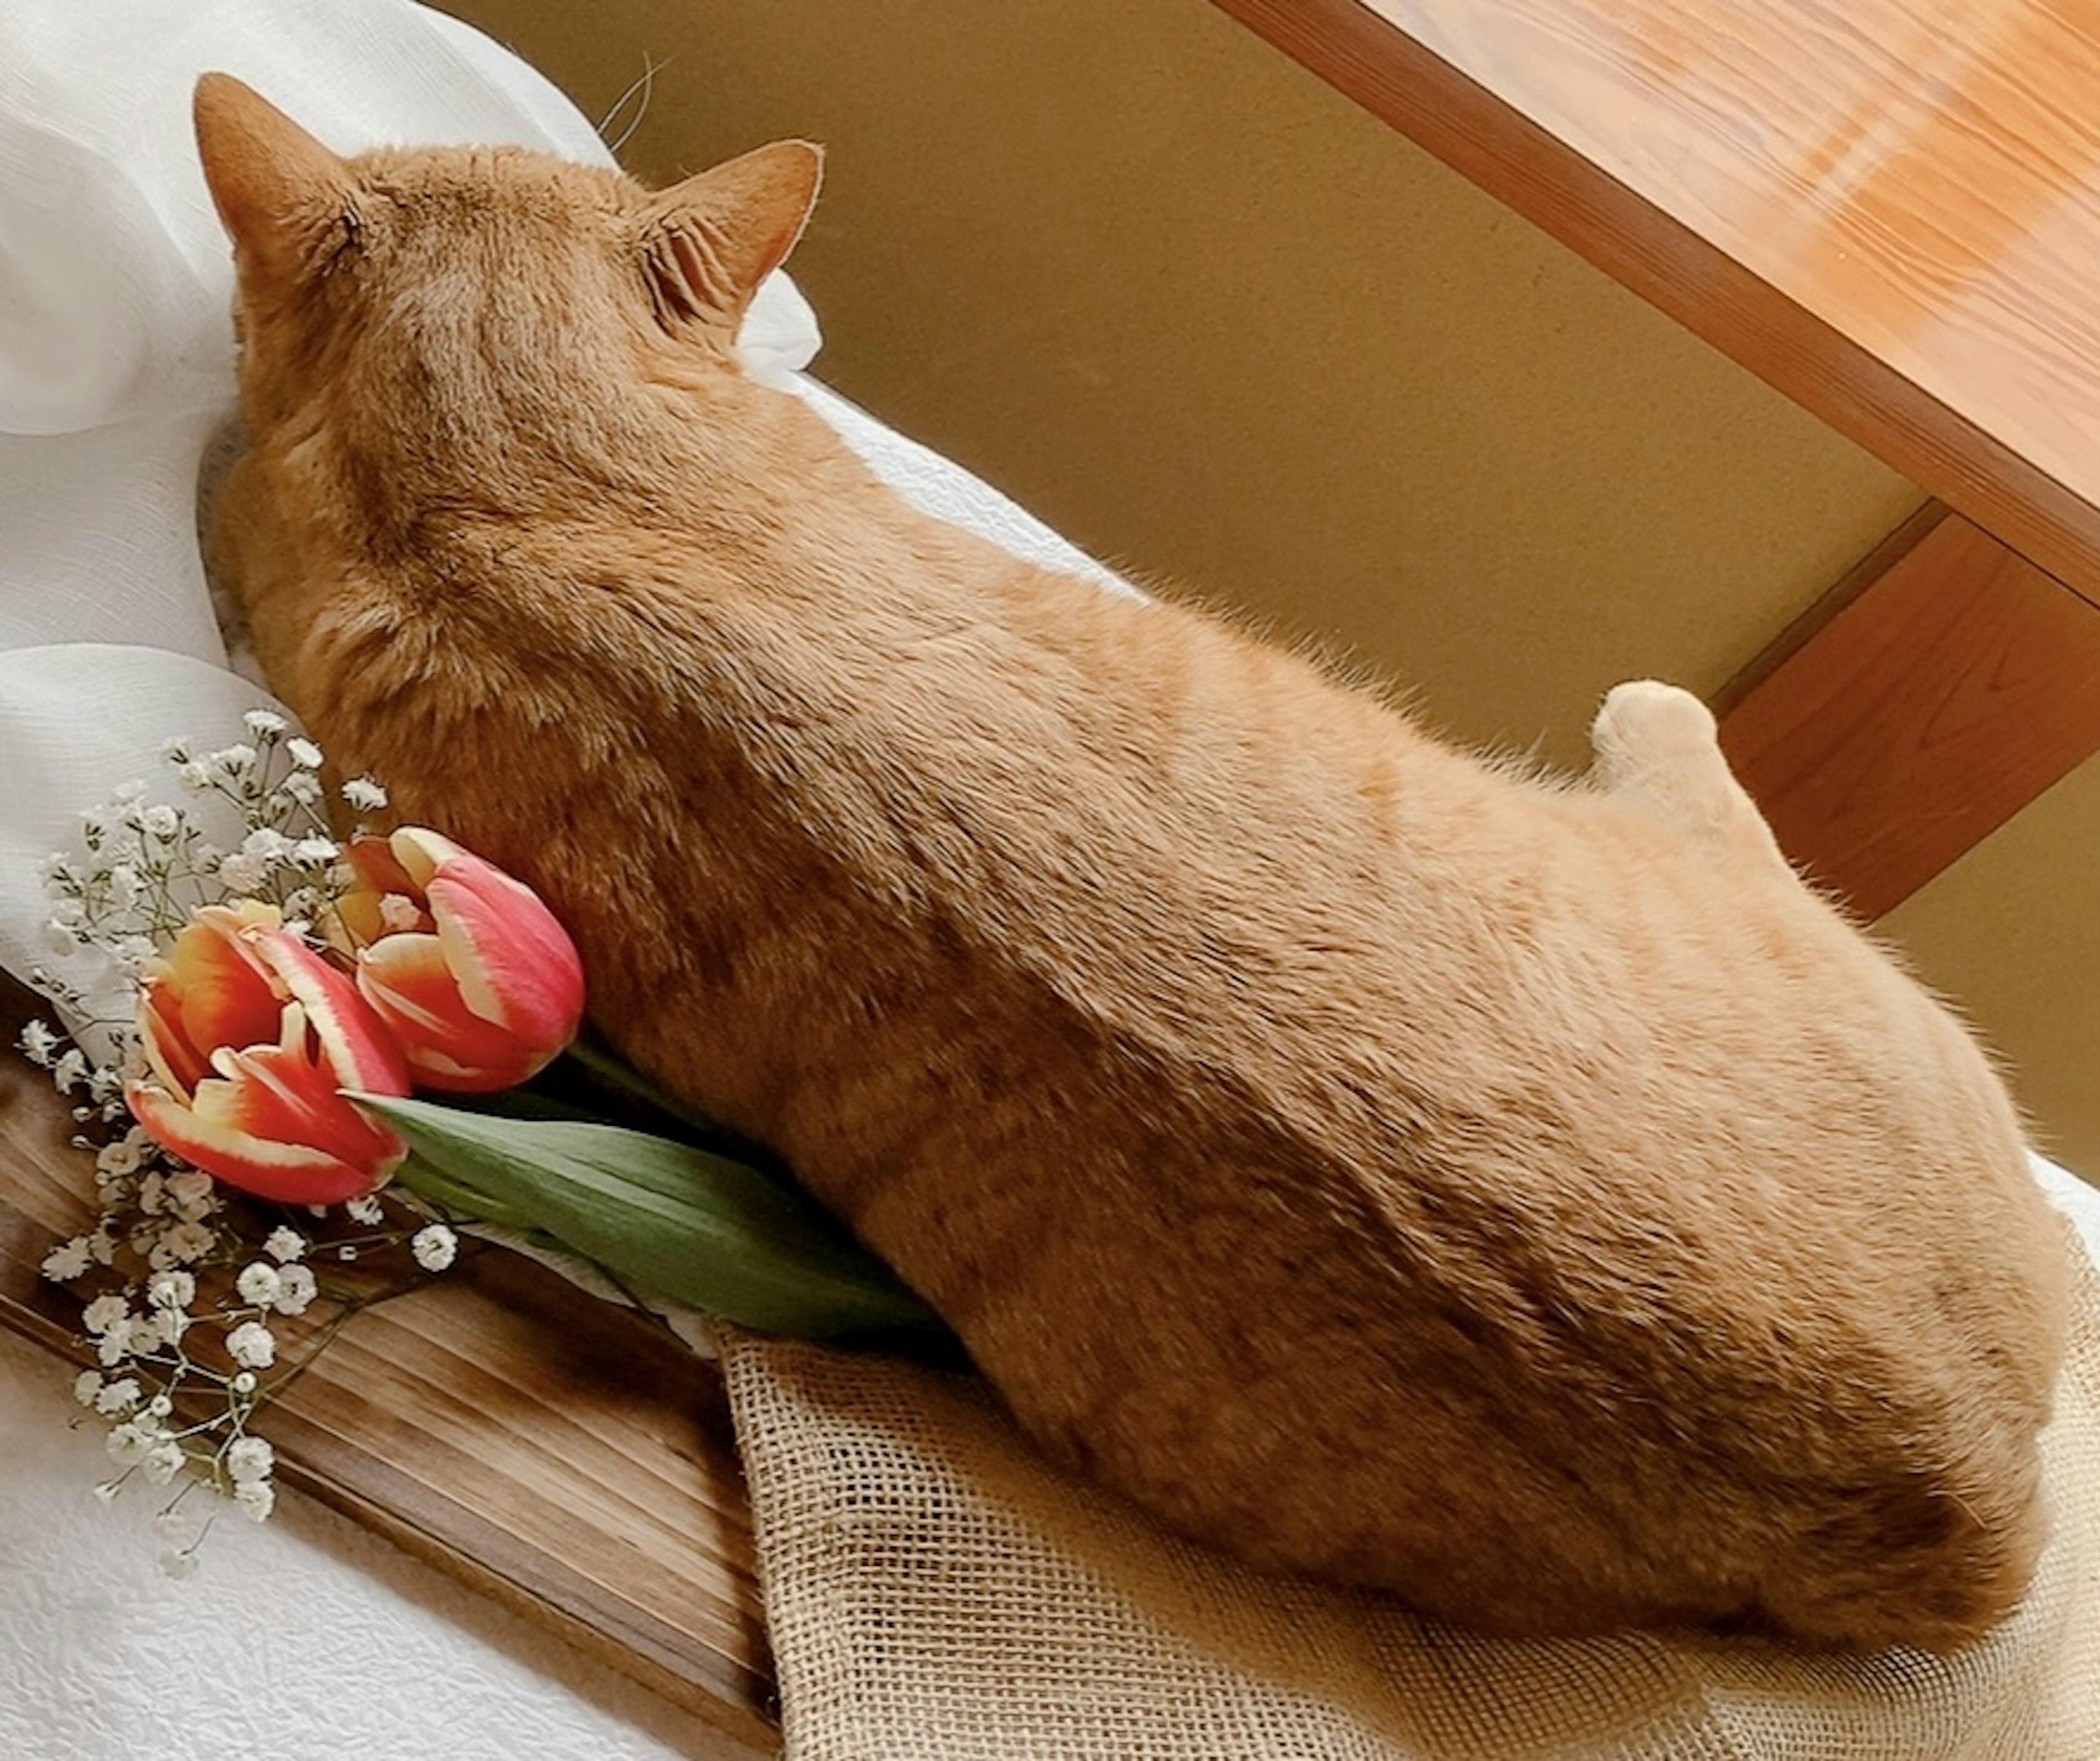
(192, 72), (2070, 1652)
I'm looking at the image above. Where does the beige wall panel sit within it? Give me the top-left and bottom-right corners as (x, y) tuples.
(1881, 754), (2100, 1181)
(442, 0), (1921, 767)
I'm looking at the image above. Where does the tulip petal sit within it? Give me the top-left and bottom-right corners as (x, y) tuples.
(162, 902), (286, 1063)
(240, 924), (412, 1097)
(126, 1079), (398, 1206)
(357, 932), (559, 1092)
(426, 861), (585, 1042)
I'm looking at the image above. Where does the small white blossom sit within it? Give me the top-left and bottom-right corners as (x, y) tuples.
(96, 1319), (136, 1367)
(165, 1170), (216, 1222)
(209, 742), (258, 778)
(147, 1268), (196, 1312)
(291, 836), (339, 865)
(159, 1548), (200, 1579)
(141, 804), (180, 839)
(152, 1510), (195, 1544)
(40, 1237), (93, 1282)
(241, 827), (293, 863)
(341, 776), (388, 811)
(286, 736), (324, 770)
(378, 894), (423, 933)
(232, 1479), (276, 1523)
(18, 1019), (59, 1067)
(145, 1394), (172, 1419)
(230, 1372), (257, 1396)
(215, 853), (268, 893)
(154, 1221), (217, 1266)
(144, 1441), (185, 1485)
(345, 1195), (386, 1227)
(243, 709), (289, 739)
(81, 1294), (130, 1336)
(263, 1226), (306, 1263)
(91, 1480), (121, 1504)
(106, 1423), (153, 1467)
(269, 1263), (317, 1317)
(281, 770), (322, 805)
(50, 1049), (89, 1093)
(97, 1132), (148, 1181)
(226, 1321), (276, 1370)
(236, 1262), (283, 1308)
(175, 759), (212, 791)
(411, 1225), (458, 1273)
(225, 1436), (274, 1484)
(73, 1371), (103, 1408)
(94, 1378), (142, 1417)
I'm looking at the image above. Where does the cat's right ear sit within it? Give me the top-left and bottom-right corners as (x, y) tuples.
(192, 73), (358, 284)
(641, 141), (824, 338)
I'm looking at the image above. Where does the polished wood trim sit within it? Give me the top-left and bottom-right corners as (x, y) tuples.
(0, 973), (775, 1750)
(1718, 508), (2100, 918)
(1209, 0), (2100, 609)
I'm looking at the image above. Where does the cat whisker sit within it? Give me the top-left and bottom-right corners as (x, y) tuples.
(598, 54), (666, 157)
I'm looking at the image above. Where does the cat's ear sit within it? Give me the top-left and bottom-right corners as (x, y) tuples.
(193, 73), (358, 283)
(640, 141), (822, 336)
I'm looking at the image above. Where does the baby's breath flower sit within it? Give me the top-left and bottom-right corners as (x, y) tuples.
(153, 1510), (195, 1544)
(40, 1237), (93, 1282)
(411, 1225), (458, 1273)
(230, 1372), (257, 1396)
(226, 1321), (276, 1370)
(215, 852), (267, 893)
(243, 709), (289, 739)
(174, 759), (212, 790)
(94, 1378), (142, 1417)
(18, 1019), (59, 1067)
(73, 1371), (103, 1408)
(50, 1048), (89, 1093)
(236, 1262), (283, 1308)
(144, 1441), (185, 1486)
(96, 1320), (136, 1367)
(263, 1226), (306, 1263)
(291, 836), (339, 866)
(141, 804), (180, 839)
(345, 1195), (386, 1227)
(159, 1547), (200, 1579)
(281, 770), (322, 805)
(341, 776), (388, 811)
(378, 894), (422, 933)
(209, 742), (258, 779)
(154, 1221), (218, 1266)
(147, 1268), (196, 1312)
(286, 736), (324, 770)
(81, 1294), (130, 1336)
(269, 1264), (317, 1317)
(233, 1479), (276, 1523)
(225, 1436), (273, 1484)
(107, 1423), (153, 1467)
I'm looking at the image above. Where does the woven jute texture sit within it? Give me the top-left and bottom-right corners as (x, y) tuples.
(721, 1243), (2100, 1760)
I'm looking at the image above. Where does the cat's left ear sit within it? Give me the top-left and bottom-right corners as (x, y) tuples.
(641, 141), (823, 336)
(194, 73), (359, 285)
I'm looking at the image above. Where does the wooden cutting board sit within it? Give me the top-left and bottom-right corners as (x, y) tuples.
(0, 970), (777, 1751)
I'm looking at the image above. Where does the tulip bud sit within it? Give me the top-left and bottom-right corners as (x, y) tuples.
(337, 828), (585, 1093)
(125, 902), (411, 1204)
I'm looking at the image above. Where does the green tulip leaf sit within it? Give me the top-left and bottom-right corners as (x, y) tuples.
(355, 1093), (948, 1345)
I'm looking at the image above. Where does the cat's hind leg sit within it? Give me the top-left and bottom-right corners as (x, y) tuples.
(1588, 680), (1790, 873)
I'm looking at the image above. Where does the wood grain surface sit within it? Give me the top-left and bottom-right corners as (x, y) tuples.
(0, 972), (777, 1750)
(1211, 0), (2100, 606)
(1719, 505), (2100, 918)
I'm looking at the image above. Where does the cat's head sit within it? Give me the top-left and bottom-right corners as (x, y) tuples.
(191, 72), (821, 428)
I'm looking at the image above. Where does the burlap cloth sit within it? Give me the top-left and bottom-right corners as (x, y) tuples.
(720, 1241), (2100, 1759)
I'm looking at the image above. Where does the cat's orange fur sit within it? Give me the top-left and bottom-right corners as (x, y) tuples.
(192, 73), (2070, 1651)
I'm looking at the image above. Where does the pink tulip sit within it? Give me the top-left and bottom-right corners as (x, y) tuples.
(125, 900), (412, 1204)
(336, 828), (585, 1093)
